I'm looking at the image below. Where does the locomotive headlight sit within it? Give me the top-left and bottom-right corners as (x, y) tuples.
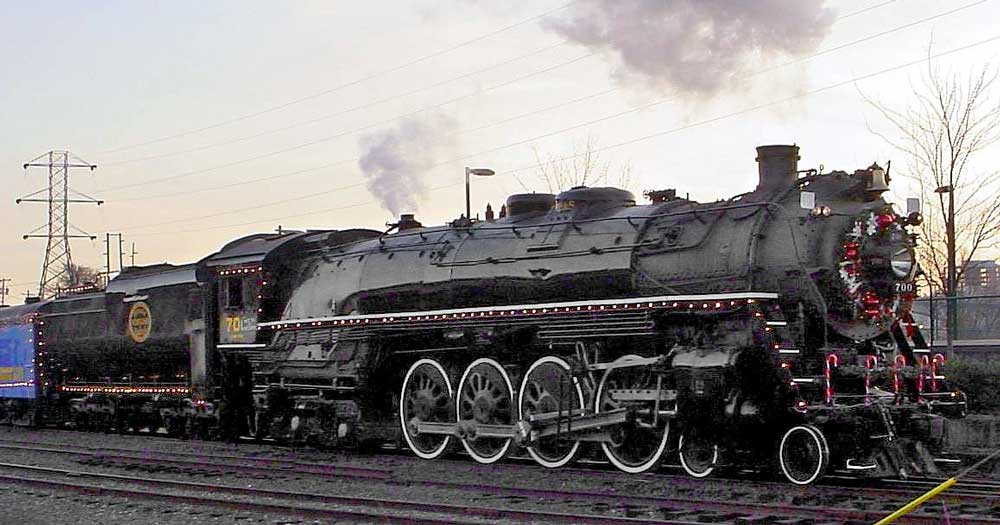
(890, 247), (915, 279)
(884, 227), (917, 281)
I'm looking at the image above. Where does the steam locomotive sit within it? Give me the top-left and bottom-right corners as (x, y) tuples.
(0, 145), (966, 484)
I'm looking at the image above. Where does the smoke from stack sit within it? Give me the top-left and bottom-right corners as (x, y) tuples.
(358, 114), (457, 216)
(541, 0), (835, 97)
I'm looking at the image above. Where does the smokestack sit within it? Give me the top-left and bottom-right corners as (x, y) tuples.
(396, 214), (422, 231)
(755, 145), (799, 192)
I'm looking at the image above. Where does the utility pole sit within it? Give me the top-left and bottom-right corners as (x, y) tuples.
(118, 235), (125, 273)
(103, 233), (125, 284)
(104, 233), (112, 285)
(0, 278), (10, 307)
(17, 151), (102, 298)
(935, 183), (957, 359)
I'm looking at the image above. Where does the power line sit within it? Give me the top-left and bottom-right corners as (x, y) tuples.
(132, 201), (377, 237)
(101, 0), (987, 233)
(101, 41), (570, 167)
(392, 0), (997, 175)
(99, 51), (597, 194)
(123, 181), (368, 230)
(491, 34), (1000, 179)
(839, 0), (900, 19)
(111, 83), (618, 206)
(104, 1), (892, 168)
(102, 0), (980, 201)
(96, 1), (576, 156)
(126, 32), (1000, 239)
(116, 163), (362, 202)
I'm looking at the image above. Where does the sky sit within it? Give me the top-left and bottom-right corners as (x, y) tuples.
(2, 0), (1000, 299)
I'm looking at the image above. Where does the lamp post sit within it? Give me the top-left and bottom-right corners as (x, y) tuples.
(934, 183), (956, 358)
(465, 167), (495, 221)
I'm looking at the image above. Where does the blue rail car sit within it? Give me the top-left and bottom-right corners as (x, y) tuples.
(0, 302), (45, 424)
(0, 323), (37, 399)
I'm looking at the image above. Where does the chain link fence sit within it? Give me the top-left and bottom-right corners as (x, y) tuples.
(912, 294), (1000, 345)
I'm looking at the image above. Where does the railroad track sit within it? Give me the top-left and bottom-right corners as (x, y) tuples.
(0, 436), (997, 524)
(6, 434), (997, 500)
(880, 477), (1000, 499)
(0, 440), (389, 480)
(0, 462), (711, 525)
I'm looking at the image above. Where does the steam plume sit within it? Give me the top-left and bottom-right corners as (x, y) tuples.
(358, 114), (457, 216)
(542, 0), (835, 96)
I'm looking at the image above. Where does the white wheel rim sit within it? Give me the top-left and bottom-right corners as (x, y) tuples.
(457, 357), (514, 464)
(518, 355), (584, 468)
(779, 425), (827, 485)
(678, 433), (718, 478)
(399, 358), (452, 460)
(595, 354), (671, 474)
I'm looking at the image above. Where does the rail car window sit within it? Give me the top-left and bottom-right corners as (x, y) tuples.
(187, 288), (203, 320)
(224, 277), (244, 310)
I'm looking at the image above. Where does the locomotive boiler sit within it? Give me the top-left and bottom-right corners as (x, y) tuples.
(255, 144), (965, 484)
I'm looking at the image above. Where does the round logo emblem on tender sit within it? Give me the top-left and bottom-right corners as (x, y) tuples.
(127, 301), (152, 343)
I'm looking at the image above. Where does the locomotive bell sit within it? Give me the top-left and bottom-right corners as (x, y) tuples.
(867, 163), (890, 193)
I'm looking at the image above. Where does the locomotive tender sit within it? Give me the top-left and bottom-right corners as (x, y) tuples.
(0, 144), (966, 484)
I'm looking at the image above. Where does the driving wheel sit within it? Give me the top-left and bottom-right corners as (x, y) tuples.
(595, 354), (671, 473)
(399, 358), (453, 460)
(518, 355), (584, 468)
(457, 358), (514, 464)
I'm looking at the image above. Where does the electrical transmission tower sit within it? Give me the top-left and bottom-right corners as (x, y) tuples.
(17, 151), (103, 298)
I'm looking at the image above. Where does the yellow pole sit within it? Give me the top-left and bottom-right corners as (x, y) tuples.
(876, 447), (1000, 524)
(874, 477), (957, 525)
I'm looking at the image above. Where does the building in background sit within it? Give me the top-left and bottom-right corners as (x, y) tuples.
(912, 259), (1000, 350)
(958, 260), (1000, 295)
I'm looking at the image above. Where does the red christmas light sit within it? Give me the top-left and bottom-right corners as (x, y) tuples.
(876, 213), (896, 229)
(844, 241), (860, 260)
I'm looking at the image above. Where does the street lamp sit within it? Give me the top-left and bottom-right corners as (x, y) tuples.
(465, 167), (495, 221)
(934, 183), (956, 358)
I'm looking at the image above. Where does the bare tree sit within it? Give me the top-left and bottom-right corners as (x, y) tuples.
(529, 135), (635, 193)
(865, 56), (1000, 347)
(866, 61), (1000, 294)
(60, 264), (100, 288)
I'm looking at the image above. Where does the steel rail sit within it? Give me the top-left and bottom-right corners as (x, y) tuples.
(0, 440), (987, 524)
(2, 434), (997, 521)
(0, 442), (388, 480)
(4, 434), (998, 506)
(0, 462), (704, 525)
(0, 436), (388, 472)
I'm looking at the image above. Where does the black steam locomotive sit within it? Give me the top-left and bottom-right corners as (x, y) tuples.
(0, 145), (965, 484)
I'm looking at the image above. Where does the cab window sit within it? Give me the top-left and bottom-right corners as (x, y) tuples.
(224, 277), (244, 310)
